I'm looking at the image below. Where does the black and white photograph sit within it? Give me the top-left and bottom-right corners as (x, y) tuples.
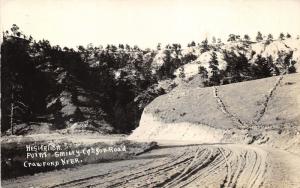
(1, 0), (300, 187)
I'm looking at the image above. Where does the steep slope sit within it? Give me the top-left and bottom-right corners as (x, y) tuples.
(129, 73), (300, 152)
(44, 66), (114, 134)
(9, 59), (115, 135)
(1, 36), (115, 135)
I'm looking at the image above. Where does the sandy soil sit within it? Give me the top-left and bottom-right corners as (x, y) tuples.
(2, 141), (300, 188)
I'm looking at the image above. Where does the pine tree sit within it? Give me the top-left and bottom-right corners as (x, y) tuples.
(228, 34), (236, 42)
(244, 34), (250, 42)
(198, 66), (208, 78)
(256, 31), (263, 42)
(10, 24), (21, 37)
(279, 33), (285, 40)
(266, 34), (274, 45)
(267, 34), (273, 41)
(118, 44), (124, 49)
(188, 41), (196, 47)
(275, 51), (290, 73)
(110, 45), (118, 52)
(200, 38), (209, 53)
(179, 66), (185, 79)
(126, 44), (131, 51)
(208, 52), (220, 85)
(198, 66), (209, 86)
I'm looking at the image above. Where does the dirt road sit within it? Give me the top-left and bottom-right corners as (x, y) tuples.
(3, 143), (300, 188)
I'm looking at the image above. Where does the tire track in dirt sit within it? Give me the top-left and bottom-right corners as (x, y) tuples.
(104, 154), (195, 188)
(51, 149), (186, 188)
(246, 147), (268, 188)
(73, 147), (207, 188)
(159, 148), (208, 188)
(101, 151), (196, 187)
(172, 145), (267, 188)
(219, 147), (232, 188)
(50, 160), (156, 188)
(111, 147), (218, 188)
(61, 147), (197, 188)
(100, 145), (267, 188)
(174, 149), (228, 188)
(105, 147), (209, 188)
(5, 144), (299, 188)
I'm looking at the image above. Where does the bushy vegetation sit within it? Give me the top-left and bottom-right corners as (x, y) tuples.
(203, 50), (296, 86)
(1, 25), (169, 134)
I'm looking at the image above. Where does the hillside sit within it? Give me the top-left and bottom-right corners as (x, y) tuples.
(173, 38), (300, 81)
(129, 73), (300, 153)
(1, 27), (300, 135)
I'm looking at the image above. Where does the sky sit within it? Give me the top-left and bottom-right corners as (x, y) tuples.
(1, 0), (300, 48)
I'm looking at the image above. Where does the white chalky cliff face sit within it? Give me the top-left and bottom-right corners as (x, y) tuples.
(128, 112), (225, 143)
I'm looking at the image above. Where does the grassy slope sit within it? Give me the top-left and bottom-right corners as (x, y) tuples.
(144, 86), (234, 129)
(260, 73), (300, 127)
(217, 73), (300, 128)
(144, 73), (300, 128)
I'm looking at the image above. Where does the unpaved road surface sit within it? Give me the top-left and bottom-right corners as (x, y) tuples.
(3, 143), (300, 188)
